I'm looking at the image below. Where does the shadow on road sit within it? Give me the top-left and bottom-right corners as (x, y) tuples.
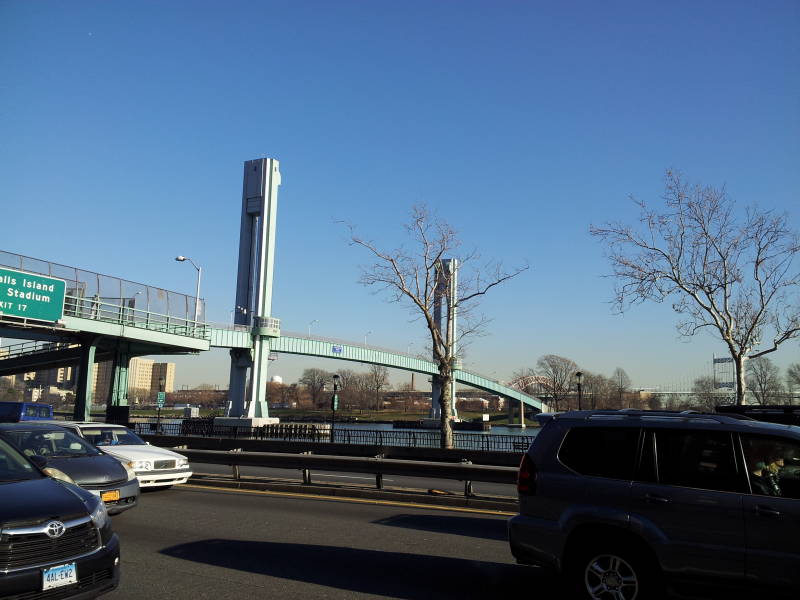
(160, 539), (555, 599)
(371, 514), (509, 541)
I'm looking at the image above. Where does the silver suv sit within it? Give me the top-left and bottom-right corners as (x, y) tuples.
(508, 410), (800, 599)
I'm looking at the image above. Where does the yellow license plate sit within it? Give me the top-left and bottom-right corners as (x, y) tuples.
(101, 490), (120, 502)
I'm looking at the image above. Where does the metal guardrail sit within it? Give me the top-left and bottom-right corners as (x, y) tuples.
(132, 418), (534, 453)
(176, 447), (519, 496)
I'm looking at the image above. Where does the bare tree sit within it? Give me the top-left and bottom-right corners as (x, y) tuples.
(335, 369), (357, 410)
(647, 392), (665, 411)
(367, 365), (390, 410)
(298, 368), (330, 409)
(611, 368), (631, 407)
(691, 376), (719, 411)
(582, 372), (615, 409)
(787, 363), (800, 400)
(348, 205), (527, 448)
(351, 372), (373, 411)
(536, 355), (578, 412)
(747, 357), (784, 405)
(591, 171), (800, 404)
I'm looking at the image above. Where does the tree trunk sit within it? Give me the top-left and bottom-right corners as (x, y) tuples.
(439, 367), (454, 449)
(735, 355), (747, 405)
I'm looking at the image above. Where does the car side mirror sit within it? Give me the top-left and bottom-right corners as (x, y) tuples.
(29, 455), (48, 469)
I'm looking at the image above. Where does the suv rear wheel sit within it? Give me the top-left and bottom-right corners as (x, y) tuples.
(567, 541), (661, 600)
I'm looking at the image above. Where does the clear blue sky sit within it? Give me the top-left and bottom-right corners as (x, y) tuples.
(1, 1), (798, 391)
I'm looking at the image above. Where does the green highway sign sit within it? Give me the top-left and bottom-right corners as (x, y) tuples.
(0, 267), (66, 322)
(156, 392), (166, 408)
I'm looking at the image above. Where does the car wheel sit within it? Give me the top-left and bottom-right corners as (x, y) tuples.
(567, 542), (660, 600)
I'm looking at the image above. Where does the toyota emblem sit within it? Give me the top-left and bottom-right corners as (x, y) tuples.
(45, 521), (66, 538)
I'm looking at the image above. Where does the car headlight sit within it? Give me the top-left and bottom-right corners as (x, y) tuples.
(129, 460), (152, 471)
(122, 462), (137, 481)
(43, 467), (76, 485)
(177, 457), (189, 468)
(87, 496), (109, 529)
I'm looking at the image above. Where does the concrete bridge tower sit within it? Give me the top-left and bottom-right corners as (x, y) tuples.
(223, 158), (281, 425)
(430, 258), (459, 420)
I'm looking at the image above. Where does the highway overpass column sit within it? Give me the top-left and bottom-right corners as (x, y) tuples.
(106, 344), (130, 408)
(74, 337), (99, 421)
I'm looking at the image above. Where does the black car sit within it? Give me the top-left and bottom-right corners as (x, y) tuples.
(0, 423), (139, 515)
(0, 435), (120, 598)
(509, 410), (800, 599)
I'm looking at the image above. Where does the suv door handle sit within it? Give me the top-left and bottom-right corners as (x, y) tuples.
(642, 493), (670, 504)
(754, 505), (781, 517)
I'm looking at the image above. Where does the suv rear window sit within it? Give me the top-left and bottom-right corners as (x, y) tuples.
(655, 430), (742, 492)
(559, 426), (640, 480)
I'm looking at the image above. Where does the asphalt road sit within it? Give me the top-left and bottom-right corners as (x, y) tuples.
(190, 462), (518, 498)
(103, 484), (548, 600)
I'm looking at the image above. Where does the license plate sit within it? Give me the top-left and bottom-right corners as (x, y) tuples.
(42, 562), (77, 590)
(101, 490), (120, 502)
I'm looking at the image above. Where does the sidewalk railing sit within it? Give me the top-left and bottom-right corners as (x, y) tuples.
(132, 418), (533, 453)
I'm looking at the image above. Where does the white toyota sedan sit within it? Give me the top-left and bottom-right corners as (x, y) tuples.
(60, 422), (193, 489)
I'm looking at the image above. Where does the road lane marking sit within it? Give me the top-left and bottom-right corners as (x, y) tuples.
(179, 484), (516, 516)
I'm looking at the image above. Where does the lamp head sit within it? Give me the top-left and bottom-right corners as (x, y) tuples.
(175, 256), (186, 262)
(575, 371), (583, 384)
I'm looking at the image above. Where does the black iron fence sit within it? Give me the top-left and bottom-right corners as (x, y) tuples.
(130, 418), (533, 453)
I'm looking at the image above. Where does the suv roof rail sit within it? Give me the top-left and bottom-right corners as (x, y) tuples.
(560, 409), (757, 426)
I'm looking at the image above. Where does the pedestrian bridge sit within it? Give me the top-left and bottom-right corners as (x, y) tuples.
(209, 327), (543, 411)
(0, 249), (542, 416)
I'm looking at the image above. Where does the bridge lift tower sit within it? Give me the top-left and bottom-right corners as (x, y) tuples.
(430, 258), (459, 421)
(221, 158), (282, 425)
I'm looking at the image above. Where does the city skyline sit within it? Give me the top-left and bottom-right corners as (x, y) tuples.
(1, 2), (797, 391)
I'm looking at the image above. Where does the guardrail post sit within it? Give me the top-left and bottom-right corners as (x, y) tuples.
(230, 448), (242, 480)
(375, 453), (384, 489)
(462, 459), (474, 498)
(301, 451), (312, 485)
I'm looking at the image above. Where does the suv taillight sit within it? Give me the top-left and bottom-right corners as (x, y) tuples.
(517, 453), (537, 495)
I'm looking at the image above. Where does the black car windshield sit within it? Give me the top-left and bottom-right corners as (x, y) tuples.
(1, 428), (103, 458)
(80, 427), (146, 446)
(0, 438), (41, 482)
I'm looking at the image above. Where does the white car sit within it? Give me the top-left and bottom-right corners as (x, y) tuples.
(60, 422), (193, 488)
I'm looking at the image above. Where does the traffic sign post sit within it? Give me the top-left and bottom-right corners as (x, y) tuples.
(0, 267), (66, 322)
(156, 392), (166, 434)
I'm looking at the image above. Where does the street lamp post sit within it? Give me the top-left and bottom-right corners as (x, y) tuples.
(331, 374), (340, 440)
(175, 256), (202, 324)
(575, 371), (583, 410)
(364, 330), (372, 346)
(308, 319), (318, 337)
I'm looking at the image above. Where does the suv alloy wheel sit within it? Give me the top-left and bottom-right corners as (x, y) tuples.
(568, 541), (660, 600)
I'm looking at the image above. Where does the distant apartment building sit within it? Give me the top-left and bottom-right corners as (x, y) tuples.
(150, 362), (175, 395)
(18, 357), (176, 404)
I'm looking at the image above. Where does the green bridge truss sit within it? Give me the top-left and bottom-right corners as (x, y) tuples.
(209, 327), (543, 412)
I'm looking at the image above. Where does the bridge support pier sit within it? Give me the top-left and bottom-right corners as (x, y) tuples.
(227, 348), (252, 417)
(106, 344), (131, 409)
(74, 337), (100, 421)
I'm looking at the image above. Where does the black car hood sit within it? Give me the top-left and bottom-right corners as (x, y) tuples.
(0, 478), (89, 525)
(45, 454), (127, 487)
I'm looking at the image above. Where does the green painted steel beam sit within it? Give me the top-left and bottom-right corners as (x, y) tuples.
(61, 315), (210, 351)
(209, 328), (542, 411)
